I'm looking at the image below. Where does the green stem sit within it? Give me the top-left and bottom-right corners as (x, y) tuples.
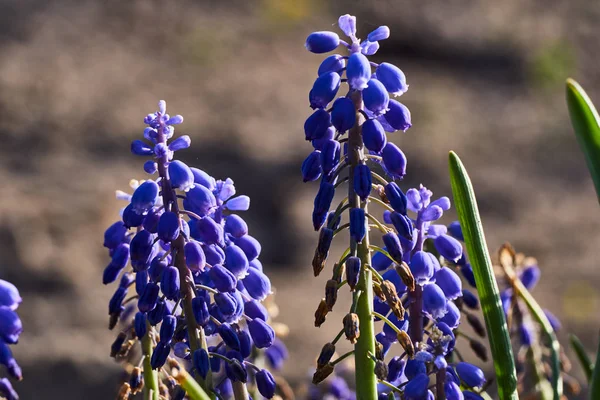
(171, 364), (212, 400)
(141, 325), (159, 400)
(372, 311), (401, 335)
(367, 196), (394, 212)
(232, 382), (249, 400)
(348, 90), (378, 400)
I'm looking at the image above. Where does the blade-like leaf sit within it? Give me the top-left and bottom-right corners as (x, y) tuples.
(569, 334), (593, 382)
(590, 335), (600, 400)
(449, 151), (519, 400)
(510, 274), (562, 400)
(566, 78), (600, 203)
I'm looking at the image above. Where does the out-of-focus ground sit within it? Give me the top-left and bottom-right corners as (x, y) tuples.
(0, 0), (599, 398)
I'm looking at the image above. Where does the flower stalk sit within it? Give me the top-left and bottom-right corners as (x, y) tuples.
(347, 90), (378, 399)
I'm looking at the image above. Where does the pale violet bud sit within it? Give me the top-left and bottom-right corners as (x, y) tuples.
(367, 26), (390, 42)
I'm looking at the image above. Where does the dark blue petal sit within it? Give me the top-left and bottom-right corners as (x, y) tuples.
(349, 207), (366, 243)
(184, 240), (206, 272)
(248, 318), (275, 349)
(168, 160), (195, 192)
(434, 234), (463, 263)
(382, 232), (403, 264)
(134, 312), (147, 338)
(256, 369), (277, 399)
(346, 53), (371, 90)
(383, 100), (411, 131)
(439, 300), (460, 328)
(184, 185), (217, 217)
(385, 182), (408, 214)
(382, 143), (407, 179)
(519, 265), (541, 290)
(331, 97), (356, 132)
(410, 251), (434, 285)
(242, 268), (271, 300)
(304, 109), (332, 140)
(320, 139), (341, 175)
(159, 315), (177, 344)
(235, 235), (261, 261)
(435, 268), (462, 300)
(131, 139), (154, 156)
(302, 151), (322, 182)
(455, 362), (486, 388)
(346, 256), (361, 289)
(138, 282), (162, 312)
(312, 181), (335, 231)
(122, 203), (146, 229)
(150, 341), (170, 369)
(224, 245), (249, 278)
(131, 181), (159, 214)
(318, 54), (345, 76)
(363, 79), (389, 116)
(376, 63), (408, 96)
(309, 72), (341, 109)
(404, 373), (429, 399)
(157, 211), (180, 242)
(422, 283), (447, 319)
(193, 348), (210, 379)
(353, 164), (372, 200)
(160, 266), (180, 301)
(104, 221), (128, 249)
(190, 167), (216, 190)
(224, 215), (248, 238)
(362, 119), (387, 153)
(305, 31), (340, 54)
(448, 221), (464, 241)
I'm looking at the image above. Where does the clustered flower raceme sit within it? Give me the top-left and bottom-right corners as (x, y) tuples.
(102, 101), (282, 399)
(0, 280), (22, 400)
(493, 243), (579, 398)
(302, 14), (411, 188)
(304, 15), (488, 400)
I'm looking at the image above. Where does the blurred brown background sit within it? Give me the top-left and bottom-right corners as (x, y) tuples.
(0, 0), (599, 398)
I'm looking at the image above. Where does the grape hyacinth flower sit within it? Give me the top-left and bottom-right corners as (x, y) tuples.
(0, 280), (22, 400)
(102, 100), (286, 399)
(304, 15), (486, 399)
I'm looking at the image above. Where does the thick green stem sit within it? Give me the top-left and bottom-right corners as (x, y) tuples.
(232, 381), (249, 400)
(141, 325), (159, 400)
(348, 90), (378, 400)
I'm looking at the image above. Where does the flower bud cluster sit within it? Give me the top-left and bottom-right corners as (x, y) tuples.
(102, 101), (282, 398)
(0, 280), (22, 400)
(304, 15), (487, 400)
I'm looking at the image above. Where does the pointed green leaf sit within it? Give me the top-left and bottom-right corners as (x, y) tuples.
(590, 335), (600, 399)
(566, 78), (600, 203)
(569, 334), (593, 382)
(449, 151), (519, 400)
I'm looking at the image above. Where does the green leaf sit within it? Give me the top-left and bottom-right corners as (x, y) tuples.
(590, 336), (600, 399)
(569, 334), (593, 382)
(566, 78), (600, 203)
(449, 151), (519, 400)
(510, 273), (562, 400)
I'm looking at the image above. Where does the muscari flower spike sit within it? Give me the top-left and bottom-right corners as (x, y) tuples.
(304, 15), (489, 400)
(101, 100), (286, 398)
(0, 279), (23, 399)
